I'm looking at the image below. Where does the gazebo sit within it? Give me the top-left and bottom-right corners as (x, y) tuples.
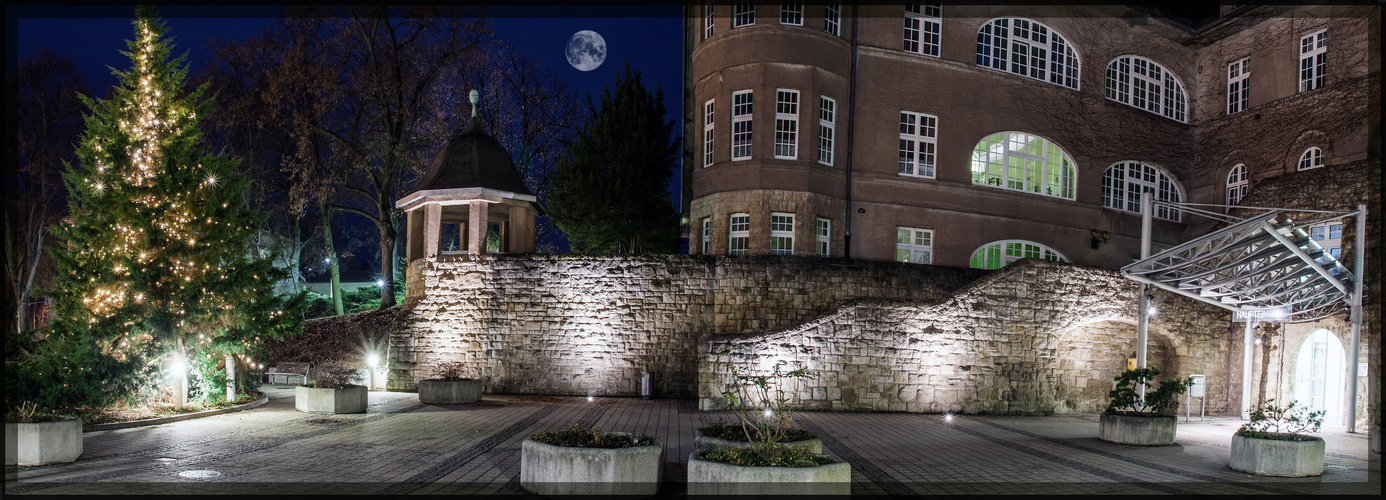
(396, 90), (542, 266)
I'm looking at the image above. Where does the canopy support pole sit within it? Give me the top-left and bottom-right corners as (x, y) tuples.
(1346, 204), (1365, 432)
(1241, 318), (1255, 420)
(1136, 196), (1153, 405)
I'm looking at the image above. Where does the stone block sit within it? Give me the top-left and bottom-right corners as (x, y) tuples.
(1098, 413), (1177, 446)
(520, 435), (663, 496)
(295, 386), (367, 414)
(686, 452), (850, 495)
(5, 417), (83, 466)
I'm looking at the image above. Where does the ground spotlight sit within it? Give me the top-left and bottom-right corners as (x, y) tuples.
(943, 412), (955, 424)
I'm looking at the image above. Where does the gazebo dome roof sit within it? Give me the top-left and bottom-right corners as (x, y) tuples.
(407, 116), (534, 198)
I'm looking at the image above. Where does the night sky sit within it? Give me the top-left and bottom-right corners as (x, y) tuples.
(10, 5), (685, 270)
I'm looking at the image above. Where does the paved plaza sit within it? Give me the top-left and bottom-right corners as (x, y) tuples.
(5, 386), (1379, 496)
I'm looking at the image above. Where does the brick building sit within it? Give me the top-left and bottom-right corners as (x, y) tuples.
(681, 2), (1376, 271)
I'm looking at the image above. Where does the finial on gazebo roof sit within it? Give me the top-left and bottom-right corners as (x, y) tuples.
(469, 90), (480, 118)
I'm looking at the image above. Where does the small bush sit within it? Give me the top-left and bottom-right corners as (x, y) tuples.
(429, 361), (472, 381)
(529, 423), (653, 448)
(1104, 367), (1192, 415)
(311, 364), (362, 388)
(696, 445), (832, 467)
(1237, 400), (1324, 441)
(3, 401), (70, 423)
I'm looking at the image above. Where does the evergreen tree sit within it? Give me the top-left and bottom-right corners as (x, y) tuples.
(549, 63), (680, 253)
(19, 7), (303, 409)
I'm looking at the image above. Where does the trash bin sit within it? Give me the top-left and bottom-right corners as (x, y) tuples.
(641, 372), (653, 399)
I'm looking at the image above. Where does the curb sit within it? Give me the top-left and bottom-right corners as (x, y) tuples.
(83, 393), (270, 432)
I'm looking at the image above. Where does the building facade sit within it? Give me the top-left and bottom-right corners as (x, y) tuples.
(682, 2), (1376, 270)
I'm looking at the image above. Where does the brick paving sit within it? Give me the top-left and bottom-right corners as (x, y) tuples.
(5, 386), (1379, 496)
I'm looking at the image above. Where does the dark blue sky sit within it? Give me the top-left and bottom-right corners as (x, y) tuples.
(11, 5), (686, 264)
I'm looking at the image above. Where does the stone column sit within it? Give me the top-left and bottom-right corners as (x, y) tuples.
(525, 211), (537, 253)
(468, 200), (489, 255)
(406, 209), (423, 262)
(509, 206), (525, 254)
(425, 203), (441, 259)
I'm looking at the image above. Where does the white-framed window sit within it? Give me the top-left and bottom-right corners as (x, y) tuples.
(770, 212), (794, 255)
(733, 1), (755, 28)
(1105, 55), (1187, 122)
(701, 217), (712, 254)
(1299, 29), (1326, 92)
(732, 90), (753, 160)
(970, 131), (1075, 199)
(1227, 57), (1249, 115)
(976, 18), (1080, 90)
(895, 227), (933, 264)
(1102, 161), (1183, 221)
(774, 90), (799, 159)
(898, 111), (938, 178)
(729, 213), (750, 255)
(818, 96), (836, 166)
(1298, 147), (1323, 170)
(816, 218), (830, 256)
(704, 2), (715, 40)
(824, 1), (841, 36)
(780, 1), (803, 25)
(969, 240), (1068, 270)
(703, 99), (715, 167)
(1226, 164), (1248, 206)
(904, 1), (941, 57)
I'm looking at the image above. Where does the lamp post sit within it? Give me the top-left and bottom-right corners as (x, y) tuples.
(367, 353), (381, 390)
(170, 354), (188, 410)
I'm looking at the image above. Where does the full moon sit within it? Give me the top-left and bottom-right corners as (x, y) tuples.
(565, 30), (607, 72)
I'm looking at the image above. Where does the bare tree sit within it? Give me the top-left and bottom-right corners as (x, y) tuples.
(5, 50), (88, 335)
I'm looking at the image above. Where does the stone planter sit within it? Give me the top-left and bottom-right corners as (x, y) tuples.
(418, 379), (480, 404)
(5, 416), (83, 466)
(1098, 412), (1177, 446)
(520, 434), (663, 496)
(694, 429), (822, 454)
(1229, 433), (1325, 477)
(295, 385), (367, 414)
(687, 451), (851, 495)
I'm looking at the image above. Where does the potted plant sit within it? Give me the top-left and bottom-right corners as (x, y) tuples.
(294, 364), (368, 414)
(1230, 400), (1326, 477)
(688, 350), (850, 495)
(417, 361), (480, 404)
(5, 402), (83, 466)
(519, 423), (663, 496)
(1098, 367), (1192, 446)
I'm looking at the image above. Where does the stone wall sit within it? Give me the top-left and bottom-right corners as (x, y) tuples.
(388, 254), (987, 397)
(698, 259), (1237, 415)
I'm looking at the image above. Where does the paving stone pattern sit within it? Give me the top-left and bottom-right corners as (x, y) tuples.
(4, 387), (1377, 496)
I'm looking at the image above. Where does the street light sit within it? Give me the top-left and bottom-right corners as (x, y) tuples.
(366, 353), (381, 390)
(168, 354), (188, 409)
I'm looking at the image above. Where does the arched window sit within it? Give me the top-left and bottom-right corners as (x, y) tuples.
(969, 240), (1068, 270)
(1297, 147), (1323, 170)
(970, 132), (1076, 199)
(1226, 164), (1248, 206)
(1102, 161), (1183, 221)
(975, 18), (1080, 90)
(1105, 56), (1187, 122)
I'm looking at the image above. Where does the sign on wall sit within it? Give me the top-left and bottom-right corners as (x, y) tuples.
(1232, 306), (1292, 322)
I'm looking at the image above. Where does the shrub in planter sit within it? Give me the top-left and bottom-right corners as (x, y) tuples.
(5, 402), (83, 466)
(520, 423), (663, 496)
(295, 365), (367, 414)
(1230, 400), (1326, 477)
(1098, 367), (1191, 446)
(689, 350), (847, 494)
(418, 361), (480, 404)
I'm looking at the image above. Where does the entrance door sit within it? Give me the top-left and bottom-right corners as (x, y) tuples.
(1294, 329), (1344, 426)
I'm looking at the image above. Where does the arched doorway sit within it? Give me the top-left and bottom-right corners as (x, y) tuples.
(1293, 329), (1345, 426)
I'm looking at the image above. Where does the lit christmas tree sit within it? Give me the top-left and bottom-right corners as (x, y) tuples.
(31, 7), (303, 408)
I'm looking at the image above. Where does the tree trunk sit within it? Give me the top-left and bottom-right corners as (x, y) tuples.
(323, 205), (343, 316)
(378, 223), (396, 309)
(289, 218), (303, 293)
(1257, 328), (1275, 404)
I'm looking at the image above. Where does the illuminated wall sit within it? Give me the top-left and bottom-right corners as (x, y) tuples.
(698, 259), (1238, 415)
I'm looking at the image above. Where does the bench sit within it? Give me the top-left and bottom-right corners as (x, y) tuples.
(266, 362), (311, 385)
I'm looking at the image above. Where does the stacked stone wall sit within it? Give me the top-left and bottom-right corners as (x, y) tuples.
(389, 254), (987, 398)
(698, 259), (1238, 415)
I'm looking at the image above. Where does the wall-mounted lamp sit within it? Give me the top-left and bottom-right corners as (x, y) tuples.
(1090, 230), (1110, 249)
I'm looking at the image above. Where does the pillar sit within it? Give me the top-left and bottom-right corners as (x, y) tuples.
(407, 209), (423, 262)
(424, 203), (441, 259)
(468, 200), (489, 255)
(509, 206), (525, 254)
